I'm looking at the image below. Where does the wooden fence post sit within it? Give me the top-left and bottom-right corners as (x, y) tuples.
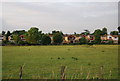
(61, 66), (67, 81)
(19, 66), (23, 81)
(19, 64), (25, 81)
(100, 66), (104, 81)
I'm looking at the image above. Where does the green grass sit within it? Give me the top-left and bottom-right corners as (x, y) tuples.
(2, 45), (118, 79)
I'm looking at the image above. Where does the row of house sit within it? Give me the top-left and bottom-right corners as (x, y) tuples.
(49, 34), (119, 44)
(0, 34), (119, 44)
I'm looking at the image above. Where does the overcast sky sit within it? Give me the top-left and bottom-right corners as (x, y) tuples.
(1, 0), (119, 34)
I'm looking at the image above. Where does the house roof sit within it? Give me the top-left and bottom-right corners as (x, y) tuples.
(101, 35), (118, 37)
(20, 35), (25, 38)
(68, 35), (75, 37)
(111, 35), (118, 37)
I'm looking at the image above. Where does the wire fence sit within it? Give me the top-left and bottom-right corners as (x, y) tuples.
(2, 65), (118, 80)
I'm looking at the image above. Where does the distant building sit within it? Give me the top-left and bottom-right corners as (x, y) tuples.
(63, 35), (69, 44)
(63, 35), (80, 44)
(101, 35), (107, 40)
(7, 35), (14, 42)
(20, 35), (26, 41)
(101, 35), (118, 44)
(74, 36), (81, 43)
(1, 33), (119, 45)
(0, 35), (3, 40)
(107, 35), (118, 44)
(66, 35), (76, 43)
(85, 35), (95, 43)
(0, 35), (3, 45)
(48, 35), (54, 44)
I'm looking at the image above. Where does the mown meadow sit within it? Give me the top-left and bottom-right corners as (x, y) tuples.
(2, 45), (118, 79)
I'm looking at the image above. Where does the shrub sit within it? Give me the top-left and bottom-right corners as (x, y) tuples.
(108, 40), (113, 44)
(53, 33), (63, 44)
(18, 41), (26, 45)
(79, 37), (88, 44)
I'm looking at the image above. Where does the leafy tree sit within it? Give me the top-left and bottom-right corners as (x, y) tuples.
(93, 29), (102, 44)
(81, 29), (90, 35)
(110, 31), (118, 35)
(12, 30), (26, 35)
(84, 29), (90, 35)
(101, 27), (107, 35)
(18, 41), (26, 45)
(53, 33), (63, 44)
(13, 35), (21, 44)
(26, 27), (40, 44)
(41, 35), (51, 45)
(6, 31), (11, 41)
(2, 31), (5, 35)
(52, 30), (63, 35)
(118, 26), (120, 33)
(108, 40), (113, 44)
(93, 29), (102, 35)
(74, 32), (76, 35)
(79, 37), (87, 44)
(52, 30), (58, 34)
(13, 35), (26, 45)
(38, 31), (43, 41)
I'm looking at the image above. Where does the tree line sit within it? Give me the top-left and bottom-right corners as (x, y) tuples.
(1, 27), (120, 45)
(2, 27), (64, 45)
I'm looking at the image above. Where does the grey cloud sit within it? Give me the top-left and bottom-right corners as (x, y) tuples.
(2, 2), (118, 34)
(2, 0), (120, 2)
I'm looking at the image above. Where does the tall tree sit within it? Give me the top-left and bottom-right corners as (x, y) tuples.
(84, 29), (90, 35)
(13, 35), (21, 44)
(79, 37), (87, 44)
(81, 29), (90, 35)
(101, 27), (107, 35)
(110, 31), (118, 35)
(6, 31), (11, 41)
(38, 31), (43, 41)
(118, 26), (120, 33)
(26, 27), (40, 44)
(74, 32), (76, 35)
(53, 33), (63, 44)
(2, 31), (5, 35)
(52, 30), (63, 35)
(12, 30), (26, 35)
(93, 29), (102, 44)
(41, 35), (51, 45)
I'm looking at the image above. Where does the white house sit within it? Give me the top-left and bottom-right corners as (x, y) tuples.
(0, 35), (3, 46)
(0, 36), (3, 40)
(107, 35), (118, 43)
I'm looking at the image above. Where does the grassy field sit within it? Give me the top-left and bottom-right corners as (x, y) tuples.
(2, 45), (118, 79)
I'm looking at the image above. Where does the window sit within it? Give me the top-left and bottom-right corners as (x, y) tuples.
(109, 37), (112, 39)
